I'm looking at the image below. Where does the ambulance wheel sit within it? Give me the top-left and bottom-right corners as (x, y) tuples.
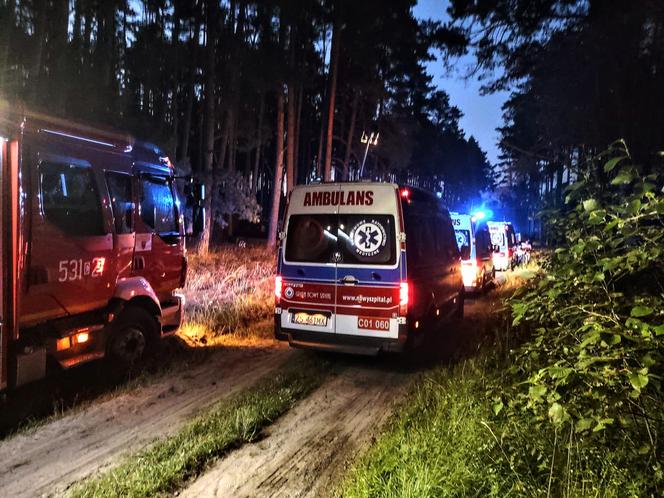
(108, 306), (158, 366)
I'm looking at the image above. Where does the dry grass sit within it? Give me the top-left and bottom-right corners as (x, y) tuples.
(178, 244), (275, 345)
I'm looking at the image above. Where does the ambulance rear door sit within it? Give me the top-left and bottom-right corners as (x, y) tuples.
(280, 184), (340, 337)
(335, 184), (401, 339)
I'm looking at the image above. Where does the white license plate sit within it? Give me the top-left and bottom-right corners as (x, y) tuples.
(291, 312), (329, 327)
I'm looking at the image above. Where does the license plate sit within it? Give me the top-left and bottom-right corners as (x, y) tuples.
(291, 312), (329, 327)
(357, 317), (391, 331)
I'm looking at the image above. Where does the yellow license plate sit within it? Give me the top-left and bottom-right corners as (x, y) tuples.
(291, 312), (329, 327)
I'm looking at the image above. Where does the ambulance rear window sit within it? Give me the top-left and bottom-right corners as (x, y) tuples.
(455, 229), (471, 251)
(338, 215), (396, 266)
(491, 231), (506, 247)
(285, 214), (337, 263)
(284, 214), (397, 265)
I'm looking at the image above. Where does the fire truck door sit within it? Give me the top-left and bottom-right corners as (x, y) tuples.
(133, 174), (182, 299)
(22, 160), (116, 322)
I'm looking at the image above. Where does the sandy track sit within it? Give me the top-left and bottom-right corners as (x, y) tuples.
(181, 360), (412, 498)
(0, 342), (295, 498)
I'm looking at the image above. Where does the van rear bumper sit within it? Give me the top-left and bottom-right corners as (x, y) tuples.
(275, 319), (408, 355)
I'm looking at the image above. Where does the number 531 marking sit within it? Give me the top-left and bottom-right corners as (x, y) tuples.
(58, 257), (106, 282)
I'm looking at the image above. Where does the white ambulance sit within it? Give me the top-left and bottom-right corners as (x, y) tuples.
(487, 221), (518, 271)
(274, 183), (464, 354)
(451, 213), (496, 292)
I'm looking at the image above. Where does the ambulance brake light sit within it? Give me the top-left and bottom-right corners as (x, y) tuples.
(275, 276), (283, 300)
(399, 281), (409, 315)
(400, 188), (410, 199)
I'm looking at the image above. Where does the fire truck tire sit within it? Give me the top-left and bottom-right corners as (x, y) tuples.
(108, 306), (159, 365)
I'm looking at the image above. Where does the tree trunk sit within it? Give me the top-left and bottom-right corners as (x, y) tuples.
(315, 26), (327, 178)
(286, 81), (296, 192)
(170, 6), (182, 156)
(228, 109), (237, 172)
(0, 0), (15, 95)
(323, 20), (341, 181)
(252, 93), (265, 193)
(52, 0), (69, 112)
(181, 21), (200, 162)
(29, 0), (48, 104)
(267, 88), (286, 248)
(293, 84), (303, 185)
(199, 0), (218, 255)
(215, 109), (232, 170)
(343, 92), (359, 181)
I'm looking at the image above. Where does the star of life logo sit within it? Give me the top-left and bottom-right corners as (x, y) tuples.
(350, 219), (386, 257)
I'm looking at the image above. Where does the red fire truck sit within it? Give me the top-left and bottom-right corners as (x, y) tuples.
(0, 103), (192, 390)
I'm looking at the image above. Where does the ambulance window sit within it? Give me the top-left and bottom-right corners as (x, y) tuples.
(338, 215), (396, 265)
(491, 231), (505, 247)
(40, 162), (105, 236)
(285, 214), (337, 263)
(437, 219), (459, 260)
(105, 172), (134, 234)
(421, 219), (439, 262)
(406, 217), (437, 267)
(476, 229), (491, 258)
(454, 229), (471, 251)
(140, 176), (178, 235)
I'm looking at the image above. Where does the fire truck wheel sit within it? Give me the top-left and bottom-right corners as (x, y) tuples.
(108, 306), (158, 365)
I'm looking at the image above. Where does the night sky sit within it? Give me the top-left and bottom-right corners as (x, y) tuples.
(413, 0), (509, 166)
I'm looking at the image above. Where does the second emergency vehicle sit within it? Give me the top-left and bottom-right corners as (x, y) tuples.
(487, 221), (518, 271)
(451, 213), (496, 292)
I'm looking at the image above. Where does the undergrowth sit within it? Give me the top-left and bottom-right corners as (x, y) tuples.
(340, 142), (663, 497)
(179, 244), (274, 341)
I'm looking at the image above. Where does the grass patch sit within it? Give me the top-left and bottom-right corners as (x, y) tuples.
(180, 245), (274, 340)
(339, 358), (496, 498)
(68, 353), (329, 498)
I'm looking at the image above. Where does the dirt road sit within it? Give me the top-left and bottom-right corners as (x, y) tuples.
(179, 282), (507, 498)
(0, 341), (295, 498)
(182, 359), (413, 498)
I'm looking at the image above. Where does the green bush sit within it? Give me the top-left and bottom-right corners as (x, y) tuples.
(497, 141), (664, 493)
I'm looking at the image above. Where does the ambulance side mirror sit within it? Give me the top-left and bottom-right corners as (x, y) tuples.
(493, 244), (500, 253)
(460, 245), (470, 260)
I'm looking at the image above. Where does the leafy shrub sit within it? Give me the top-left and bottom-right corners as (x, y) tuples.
(496, 142), (664, 493)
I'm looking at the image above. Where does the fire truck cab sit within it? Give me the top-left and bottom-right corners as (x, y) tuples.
(0, 103), (189, 390)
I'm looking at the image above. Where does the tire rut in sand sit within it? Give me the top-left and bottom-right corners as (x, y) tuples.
(181, 361), (413, 498)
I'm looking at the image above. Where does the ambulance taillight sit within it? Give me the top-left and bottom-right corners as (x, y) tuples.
(461, 259), (478, 287)
(399, 281), (410, 316)
(274, 276), (283, 303)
